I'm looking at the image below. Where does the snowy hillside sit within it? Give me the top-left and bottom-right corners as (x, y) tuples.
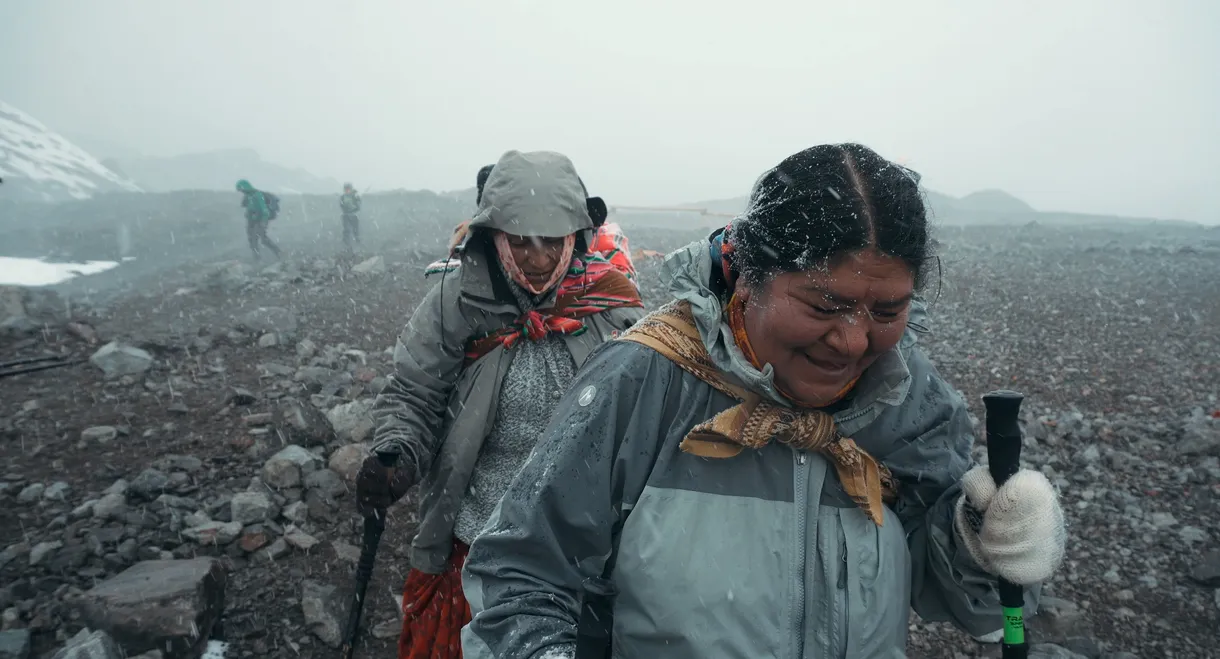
(0, 101), (142, 202)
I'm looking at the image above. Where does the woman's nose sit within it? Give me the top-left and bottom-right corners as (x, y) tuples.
(825, 313), (869, 357)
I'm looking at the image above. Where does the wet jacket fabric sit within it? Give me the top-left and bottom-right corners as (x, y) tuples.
(241, 190), (271, 222)
(370, 151), (645, 574)
(340, 191), (361, 215)
(460, 239), (1041, 658)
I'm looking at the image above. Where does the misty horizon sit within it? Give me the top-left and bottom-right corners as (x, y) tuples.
(3, 0), (1218, 223)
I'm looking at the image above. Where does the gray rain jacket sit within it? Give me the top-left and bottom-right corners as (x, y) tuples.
(370, 150), (644, 574)
(461, 239), (1041, 658)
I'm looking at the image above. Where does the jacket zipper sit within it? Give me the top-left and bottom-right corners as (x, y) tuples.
(832, 527), (847, 656)
(793, 451), (808, 659)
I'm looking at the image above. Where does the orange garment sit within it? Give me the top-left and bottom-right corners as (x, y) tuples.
(398, 539), (471, 659)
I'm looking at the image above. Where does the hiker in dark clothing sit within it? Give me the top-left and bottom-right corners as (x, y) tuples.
(236, 179), (281, 261)
(340, 182), (362, 248)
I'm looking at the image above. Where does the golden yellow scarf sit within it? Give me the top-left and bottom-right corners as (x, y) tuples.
(617, 301), (897, 525)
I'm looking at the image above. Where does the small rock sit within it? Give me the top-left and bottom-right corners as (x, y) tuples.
(328, 443), (368, 483)
(326, 399), (376, 443)
(229, 388), (257, 406)
(304, 469), (346, 498)
(42, 482), (70, 501)
(182, 521), (242, 546)
(331, 542), (361, 564)
(16, 484), (44, 504)
(1190, 549), (1220, 587)
(1178, 526), (1209, 544)
(74, 559), (226, 658)
(261, 445), (323, 489)
(152, 455), (203, 473)
(81, 426), (119, 443)
(28, 541), (62, 567)
(350, 255), (386, 275)
(1150, 512), (1177, 529)
(296, 339), (318, 360)
(230, 491), (278, 525)
(89, 342), (154, 379)
(239, 307), (298, 337)
(51, 629), (123, 659)
(301, 581), (343, 648)
(257, 333), (279, 348)
(274, 400), (334, 446)
(284, 528), (320, 551)
(282, 501), (310, 524)
(261, 538), (290, 562)
(0, 629), (31, 659)
(127, 469), (170, 500)
(371, 619), (399, 640)
(92, 493), (128, 521)
(238, 530), (271, 553)
(1028, 643), (1089, 659)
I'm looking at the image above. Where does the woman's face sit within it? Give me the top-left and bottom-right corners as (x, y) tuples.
(738, 249), (915, 407)
(504, 234), (569, 290)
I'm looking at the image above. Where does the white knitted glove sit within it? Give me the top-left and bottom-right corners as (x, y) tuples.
(954, 465), (1066, 585)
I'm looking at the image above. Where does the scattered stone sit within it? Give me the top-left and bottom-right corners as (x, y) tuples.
(1178, 526), (1209, 544)
(229, 387), (257, 405)
(326, 399), (376, 443)
(230, 491), (278, 525)
(241, 412), (274, 427)
(274, 399), (334, 446)
(51, 629), (123, 659)
(42, 481), (70, 501)
(1179, 419), (1220, 456)
(28, 541), (62, 567)
(261, 538), (290, 562)
(127, 468), (170, 500)
(332, 541), (361, 564)
(300, 580), (343, 648)
(74, 559), (226, 658)
(238, 530), (271, 553)
(238, 307), (298, 337)
(0, 629), (31, 659)
(92, 493), (128, 521)
(304, 469), (346, 498)
(296, 338), (318, 359)
(182, 521), (242, 546)
(81, 426), (118, 443)
(152, 455), (203, 473)
(284, 528), (320, 551)
(257, 333), (279, 348)
(328, 443), (368, 483)
(89, 341), (154, 379)
(1028, 644), (1089, 659)
(261, 445), (323, 489)
(282, 501), (310, 524)
(1190, 550), (1220, 587)
(351, 255), (386, 274)
(16, 483), (44, 504)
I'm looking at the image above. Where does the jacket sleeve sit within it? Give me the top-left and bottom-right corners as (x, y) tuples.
(370, 277), (471, 484)
(887, 347), (1041, 637)
(461, 342), (672, 659)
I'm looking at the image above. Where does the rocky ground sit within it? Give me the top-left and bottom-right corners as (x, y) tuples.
(0, 218), (1218, 659)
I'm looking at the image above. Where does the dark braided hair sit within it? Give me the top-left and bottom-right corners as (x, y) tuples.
(729, 143), (933, 291)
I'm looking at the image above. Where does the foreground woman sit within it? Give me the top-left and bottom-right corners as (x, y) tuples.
(461, 144), (1066, 658)
(357, 150), (645, 659)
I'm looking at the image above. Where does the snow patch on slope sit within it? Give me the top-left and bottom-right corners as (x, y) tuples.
(0, 100), (142, 201)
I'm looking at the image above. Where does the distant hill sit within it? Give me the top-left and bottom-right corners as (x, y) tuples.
(108, 148), (342, 195)
(612, 188), (1177, 229)
(0, 101), (143, 202)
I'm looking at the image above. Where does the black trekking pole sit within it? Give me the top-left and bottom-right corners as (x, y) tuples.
(340, 452), (398, 659)
(983, 390), (1029, 659)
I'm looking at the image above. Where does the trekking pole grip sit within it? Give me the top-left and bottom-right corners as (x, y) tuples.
(982, 390), (1028, 659)
(339, 451), (400, 659)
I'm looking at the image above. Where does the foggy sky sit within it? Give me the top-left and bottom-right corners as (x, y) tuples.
(2, 0), (1218, 223)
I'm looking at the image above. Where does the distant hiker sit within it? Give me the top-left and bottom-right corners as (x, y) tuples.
(236, 179), (281, 261)
(339, 182), (362, 248)
(430, 163), (639, 288)
(355, 150), (646, 659)
(460, 144), (1067, 658)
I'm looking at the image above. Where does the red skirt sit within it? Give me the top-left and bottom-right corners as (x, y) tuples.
(398, 539), (472, 659)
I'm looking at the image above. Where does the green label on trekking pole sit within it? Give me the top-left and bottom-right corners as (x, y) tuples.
(1002, 607), (1025, 645)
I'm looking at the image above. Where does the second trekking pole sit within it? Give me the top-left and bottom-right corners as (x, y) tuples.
(339, 451), (397, 659)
